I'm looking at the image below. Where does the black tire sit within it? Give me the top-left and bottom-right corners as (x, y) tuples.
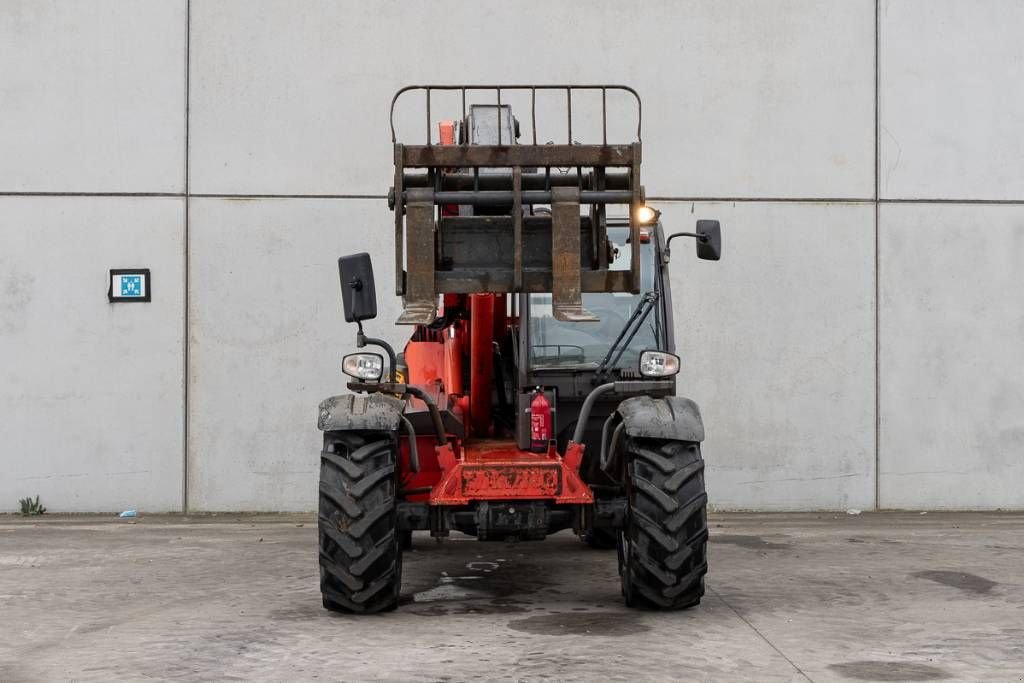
(619, 436), (708, 609)
(318, 431), (402, 614)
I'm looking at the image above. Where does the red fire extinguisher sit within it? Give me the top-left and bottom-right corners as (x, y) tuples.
(530, 387), (552, 453)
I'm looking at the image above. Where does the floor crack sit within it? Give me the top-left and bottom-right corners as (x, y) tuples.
(708, 584), (814, 682)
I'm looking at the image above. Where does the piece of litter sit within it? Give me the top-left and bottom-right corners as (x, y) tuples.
(119, 509), (138, 518)
(846, 509), (861, 515)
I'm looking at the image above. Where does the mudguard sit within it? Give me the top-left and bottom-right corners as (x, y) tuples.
(317, 393), (405, 432)
(616, 395), (705, 443)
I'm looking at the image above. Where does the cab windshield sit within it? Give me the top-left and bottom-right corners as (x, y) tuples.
(528, 227), (659, 370)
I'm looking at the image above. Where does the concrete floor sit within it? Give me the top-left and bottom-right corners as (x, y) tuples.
(0, 514), (1022, 682)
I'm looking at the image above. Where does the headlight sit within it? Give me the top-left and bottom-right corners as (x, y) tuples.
(342, 353), (384, 381)
(635, 205), (660, 225)
(639, 350), (680, 378)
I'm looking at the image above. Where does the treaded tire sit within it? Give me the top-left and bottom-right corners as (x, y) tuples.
(318, 431), (402, 614)
(619, 436), (708, 609)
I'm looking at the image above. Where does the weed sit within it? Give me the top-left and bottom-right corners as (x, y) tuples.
(18, 495), (46, 516)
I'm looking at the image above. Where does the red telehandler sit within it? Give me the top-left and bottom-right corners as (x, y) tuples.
(317, 85), (722, 613)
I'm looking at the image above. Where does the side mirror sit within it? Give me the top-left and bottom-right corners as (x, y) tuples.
(338, 253), (377, 322)
(695, 220), (722, 261)
(663, 221), (724, 264)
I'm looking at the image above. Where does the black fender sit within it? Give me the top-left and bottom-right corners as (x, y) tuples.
(317, 393), (406, 432)
(615, 395), (705, 443)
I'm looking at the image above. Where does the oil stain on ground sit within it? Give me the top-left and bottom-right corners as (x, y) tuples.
(403, 597), (532, 617)
(713, 535), (789, 550)
(507, 611), (648, 637)
(829, 660), (951, 681)
(911, 570), (997, 595)
(401, 558), (552, 616)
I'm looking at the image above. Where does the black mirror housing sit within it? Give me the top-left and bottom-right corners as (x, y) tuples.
(696, 220), (722, 261)
(338, 253), (377, 322)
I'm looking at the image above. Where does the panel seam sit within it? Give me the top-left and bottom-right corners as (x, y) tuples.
(182, 0), (191, 513)
(3, 192), (1022, 205)
(874, 0), (881, 511)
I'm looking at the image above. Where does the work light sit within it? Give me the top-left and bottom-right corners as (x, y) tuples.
(639, 350), (680, 378)
(635, 205), (661, 225)
(342, 353), (385, 381)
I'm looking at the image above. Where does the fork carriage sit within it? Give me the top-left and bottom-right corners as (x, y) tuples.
(389, 85), (646, 325)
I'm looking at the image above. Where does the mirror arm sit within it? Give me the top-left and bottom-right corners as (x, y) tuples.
(666, 231), (709, 247)
(663, 231), (710, 263)
(356, 324), (398, 383)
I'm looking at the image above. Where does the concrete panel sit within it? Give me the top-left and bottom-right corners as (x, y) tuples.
(879, 203), (1024, 509)
(190, 0), (874, 199)
(880, 1), (1024, 200)
(187, 198), (403, 511)
(0, 197), (185, 512)
(661, 201), (875, 510)
(0, 1), (186, 193)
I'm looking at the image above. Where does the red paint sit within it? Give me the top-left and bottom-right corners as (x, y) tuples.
(468, 294), (494, 437)
(397, 435), (463, 502)
(453, 395), (470, 424)
(442, 322), (464, 395)
(438, 120), (456, 145)
(404, 341), (444, 386)
(492, 293), (507, 340)
(530, 388), (552, 453)
(462, 464), (561, 498)
(563, 441), (585, 472)
(429, 440), (593, 505)
(438, 121), (458, 216)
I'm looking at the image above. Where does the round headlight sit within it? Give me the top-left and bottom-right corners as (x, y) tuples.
(342, 352), (384, 381)
(635, 205), (660, 225)
(639, 350), (680, 378)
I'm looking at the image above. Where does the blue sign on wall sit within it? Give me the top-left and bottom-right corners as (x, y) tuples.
(120, 275), (143, 297)
(109, 269), (151, 302)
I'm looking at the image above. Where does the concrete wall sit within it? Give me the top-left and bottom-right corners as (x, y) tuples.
(1, 0), (1021, 512)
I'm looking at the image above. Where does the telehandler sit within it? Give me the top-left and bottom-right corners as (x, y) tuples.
(317, 85), (722, 613)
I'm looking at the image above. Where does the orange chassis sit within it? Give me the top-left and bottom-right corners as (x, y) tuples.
(390, 294), (594, 510)
(428, 439), (592, 506)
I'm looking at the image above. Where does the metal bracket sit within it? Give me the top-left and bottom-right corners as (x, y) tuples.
(393, 144), (405, 296)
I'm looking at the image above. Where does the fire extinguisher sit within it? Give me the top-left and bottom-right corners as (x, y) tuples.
(530, 387), (552, 453)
